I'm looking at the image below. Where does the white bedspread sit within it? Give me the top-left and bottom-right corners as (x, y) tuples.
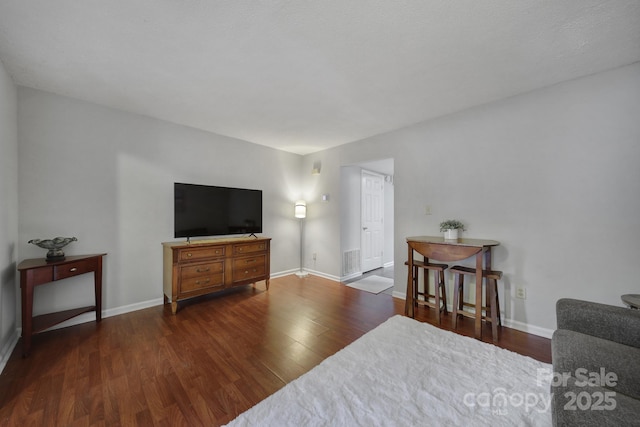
(226, 315), (552, 426)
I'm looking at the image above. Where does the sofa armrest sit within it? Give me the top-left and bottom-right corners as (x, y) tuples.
(556, 298), (640, 348)
(552, 329), (640, 400)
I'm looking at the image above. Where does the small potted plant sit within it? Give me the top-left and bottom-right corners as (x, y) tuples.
(440, 219), (465, 240)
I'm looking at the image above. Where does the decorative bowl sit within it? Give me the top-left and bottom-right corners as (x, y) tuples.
(28, 236), (78, 261)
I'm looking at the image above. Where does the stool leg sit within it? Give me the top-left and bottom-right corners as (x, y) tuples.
(484, 278), (490, 318)
(452, 273), (461, 329)
(413, 265), (419, 306)
(439, 270), (447, 314)
(495, 279), (501, 326)
(433, 270), (441, 325)
(489, 278), (499, 341)
(458, 275), (464, 311)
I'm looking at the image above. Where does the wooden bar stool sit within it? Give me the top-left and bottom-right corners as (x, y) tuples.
(450, 265), (502, 341)
(405, 260), (448, 324)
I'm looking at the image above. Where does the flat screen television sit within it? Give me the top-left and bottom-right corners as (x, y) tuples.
(174, 183), (262, 239)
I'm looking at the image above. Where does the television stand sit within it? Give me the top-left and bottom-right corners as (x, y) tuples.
(162, 237), (271, 314)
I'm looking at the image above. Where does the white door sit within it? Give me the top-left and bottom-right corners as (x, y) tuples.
(361, 170), (384, 272)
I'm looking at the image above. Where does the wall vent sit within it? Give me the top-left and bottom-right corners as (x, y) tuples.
(342, 249), (361, 276)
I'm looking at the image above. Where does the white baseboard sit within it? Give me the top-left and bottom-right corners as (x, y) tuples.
(341, 272), (362, 282)
(4, 269), (554, 378)
(0, 329), (20, 374)
(392, 290), (406, 299)
(304, 269), (341, 282)
(502, 318), (553, 339)
(390, 292), (553, 339)
(270, 268), (299, 279)
(0, 297), (166, 375)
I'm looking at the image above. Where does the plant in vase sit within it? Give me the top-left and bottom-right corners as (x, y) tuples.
(439, 220), (465, 240)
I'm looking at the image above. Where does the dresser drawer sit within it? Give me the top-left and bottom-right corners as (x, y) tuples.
(178, 246), (225, 262)
(233, 242), (267, 255)
(179, 261), (224, 293)
(180, 261), (224, 279)
(232, 255), (266, 283)
(233, 264), (266, 283)
(54, 258), (97, 280)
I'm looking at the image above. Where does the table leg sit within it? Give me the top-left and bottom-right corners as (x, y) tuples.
(474, 252), (483, 340)
(94, 256), (103, 322)
(21, 273), (33, 357)
(484, 249), (498, 341)
(405, 244), (414, 317)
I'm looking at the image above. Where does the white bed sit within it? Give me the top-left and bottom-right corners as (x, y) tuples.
(226, 315), (552, 426)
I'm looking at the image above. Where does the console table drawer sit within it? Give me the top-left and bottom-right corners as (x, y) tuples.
(233, 242), (267, 255)
(178, 246), (225, 262)
(54, 258), (97, 280)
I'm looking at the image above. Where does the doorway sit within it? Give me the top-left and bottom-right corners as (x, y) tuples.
(361, 170), (384, 272)
(339, 158), (394, 280)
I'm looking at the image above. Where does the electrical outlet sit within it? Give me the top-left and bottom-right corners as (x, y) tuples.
(312, 252), (317, 261)
(516, 287), (526, 299)
(424, 205), (432, 215)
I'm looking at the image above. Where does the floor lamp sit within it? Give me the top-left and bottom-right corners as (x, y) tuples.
(295, 200), (308, 277)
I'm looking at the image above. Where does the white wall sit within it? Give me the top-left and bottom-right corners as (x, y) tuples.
(0, 59), (19, 369)
(303, 62), (640, 335)
(9, 62), (640, 343)
(17, 88), (303, 322)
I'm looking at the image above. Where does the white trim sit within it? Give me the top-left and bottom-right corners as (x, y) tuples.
(0, 329), (20, 374)
(390, 293), (553, 339)
(271, 268), (299, 279)
(341, 272), (362, 282)
(0, 268), (334, 375)
(383, 261), (394, 269)
(392, 290), (406, 300)
(304, 269), (341, 282)
(502, 318), (553, 339)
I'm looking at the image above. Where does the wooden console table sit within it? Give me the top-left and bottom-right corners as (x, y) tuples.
(405, 236), (499, 339)
(18, 253), (106, 357)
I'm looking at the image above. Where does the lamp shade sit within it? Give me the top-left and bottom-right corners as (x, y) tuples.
(294, 200), (306, 218)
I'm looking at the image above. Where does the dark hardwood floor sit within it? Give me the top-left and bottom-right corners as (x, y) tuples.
(0, 274), (551, 426)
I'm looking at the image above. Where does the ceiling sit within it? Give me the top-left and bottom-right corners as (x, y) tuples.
(1, 1), (639, 155)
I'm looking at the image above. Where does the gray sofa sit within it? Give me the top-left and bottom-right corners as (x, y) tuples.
(552, 298), (640, 426)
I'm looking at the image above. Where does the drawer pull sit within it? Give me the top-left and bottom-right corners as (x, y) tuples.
(187, 253), (192, 257)
(70, 267), (78, 272)
(196, 267), (210, 273)
(196, 279), (210, 285)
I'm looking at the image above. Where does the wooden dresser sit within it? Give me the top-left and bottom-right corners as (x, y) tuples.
(162, 237), (270, 314)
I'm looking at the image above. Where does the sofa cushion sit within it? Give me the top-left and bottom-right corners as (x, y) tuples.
(552, 329), (640, 400)
(551, 377), (640, 427)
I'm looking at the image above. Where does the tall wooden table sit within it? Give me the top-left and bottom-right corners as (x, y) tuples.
(405, 236), (499, 339)
(18, 253), (106, 357)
